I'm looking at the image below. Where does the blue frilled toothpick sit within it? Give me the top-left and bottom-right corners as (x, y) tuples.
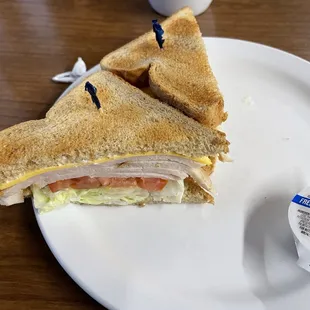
(152, 19), (165, 49)
(85, 81), (103, 113)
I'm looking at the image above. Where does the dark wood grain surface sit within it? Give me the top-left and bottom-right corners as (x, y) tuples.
(0, 0), (309, 309)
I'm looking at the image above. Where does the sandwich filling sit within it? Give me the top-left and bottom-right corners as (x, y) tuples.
(0, 155), (215, 212)
(32, 179), (186, 213)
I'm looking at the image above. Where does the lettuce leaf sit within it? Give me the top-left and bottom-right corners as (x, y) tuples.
(32, 180), (185, 213)
(32, 185), (75, 213)
(150, 180), (184, 203)
(71, 187), (149, 206)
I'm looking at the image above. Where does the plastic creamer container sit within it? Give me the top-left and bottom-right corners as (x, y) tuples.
(288, 187), (310, 272)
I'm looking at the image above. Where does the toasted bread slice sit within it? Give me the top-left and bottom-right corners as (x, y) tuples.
(100, 7), (227, 128)
(0, 70), (229, 189)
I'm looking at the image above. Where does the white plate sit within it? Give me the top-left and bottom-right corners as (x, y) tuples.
(35, 38), (310, 310)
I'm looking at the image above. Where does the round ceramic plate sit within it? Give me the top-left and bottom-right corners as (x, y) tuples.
(35, 38), (310, 310)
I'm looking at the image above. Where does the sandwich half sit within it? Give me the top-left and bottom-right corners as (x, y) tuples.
(0, 71), (229, 212)
(100, 6), (227, 128)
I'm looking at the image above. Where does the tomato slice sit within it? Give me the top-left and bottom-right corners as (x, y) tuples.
(97, 177), (111, 186)
(136, 178), (168, 191)
(48, 177), (168, 193)
(70, 177), (101, 189)
(98, 177), (138, 187)
(48, 179), (75, 193)
(112, 177), (138, 187)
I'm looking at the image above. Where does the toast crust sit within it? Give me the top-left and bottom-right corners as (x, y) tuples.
(182, 177), (214, 204)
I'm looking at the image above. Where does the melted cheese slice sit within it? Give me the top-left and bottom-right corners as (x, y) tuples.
(0, 153), (212, 191)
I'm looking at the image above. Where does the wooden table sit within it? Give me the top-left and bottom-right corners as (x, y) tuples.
(0, 1), (309, 309)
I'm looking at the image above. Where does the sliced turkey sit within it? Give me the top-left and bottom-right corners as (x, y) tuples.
(0, 155), (213, 206)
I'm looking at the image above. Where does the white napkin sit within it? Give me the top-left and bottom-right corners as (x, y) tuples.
(52, 57), (87, 83)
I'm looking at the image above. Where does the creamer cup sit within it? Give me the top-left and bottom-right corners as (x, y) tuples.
(148, 0), (214, 16)
(288, 187), (310, 272)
